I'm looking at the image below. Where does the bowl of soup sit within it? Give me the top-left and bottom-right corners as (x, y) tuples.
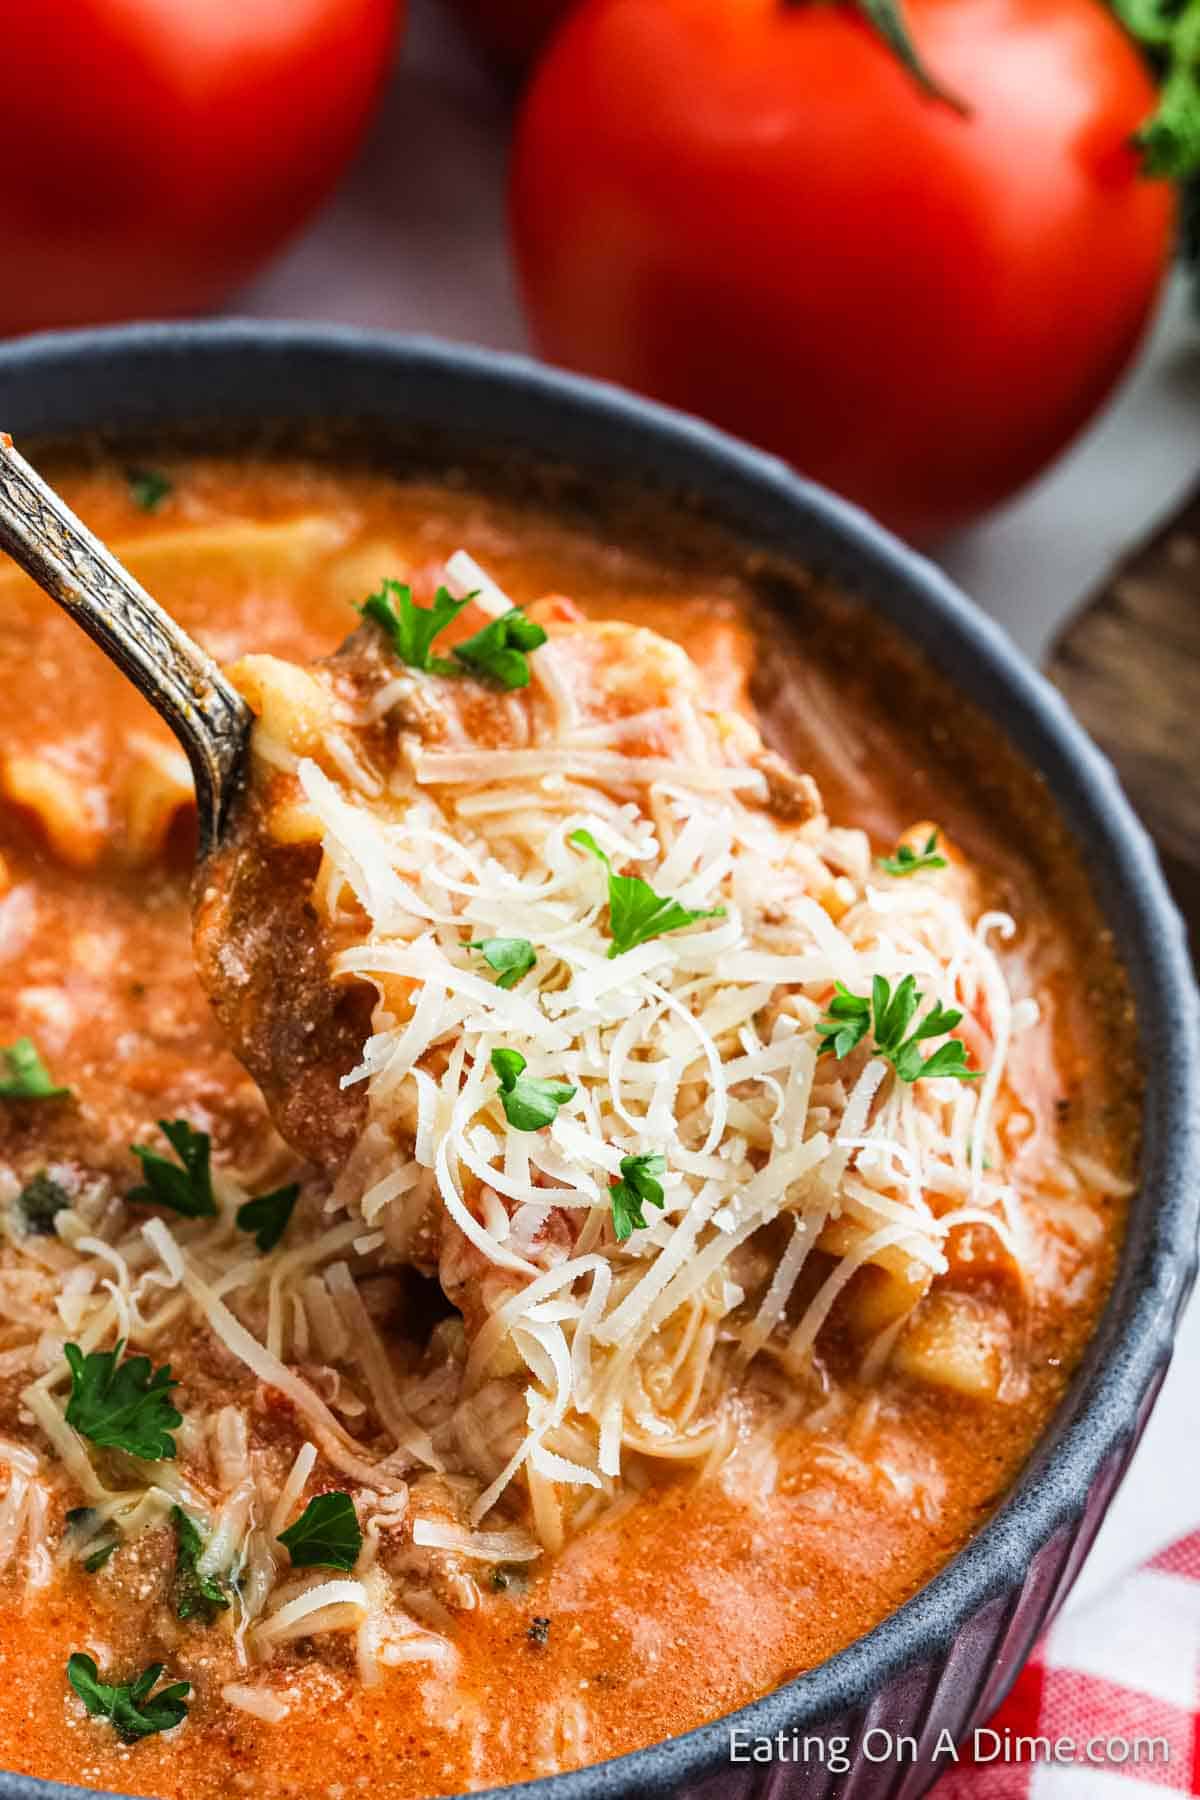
(0, 322), (1194, 1800)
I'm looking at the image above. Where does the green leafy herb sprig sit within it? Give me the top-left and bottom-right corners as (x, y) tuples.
(471, 936), (537, 990)
(609, 1152), (667, 1240)
(0, 1038), (69, 1100)
(64, 1341), (182, 1462)
(67, 1653), (189, 1743)
(276, 1492), (363, 1571)
(172, 1507), (231, 1622)
(569, 829), (724, 958)
(126, 468), (172, 513)
(491, 1048), (576, 1132)
(128, 1118), (302, 1252)
(358, 580), (546, 690)
(816, 974), (981, 1084)
(235, 1183), (300, 1252)
(129, 1119), (215, 1218)
(879, 830), (948, 878)
(358, 580), (467, 674)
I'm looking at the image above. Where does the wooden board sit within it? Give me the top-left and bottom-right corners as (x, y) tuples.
(1048, 487), (1200, 961)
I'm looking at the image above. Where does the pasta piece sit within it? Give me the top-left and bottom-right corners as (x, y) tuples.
(0, 753), (107, 870)
(891, 1289), (1013, 1400)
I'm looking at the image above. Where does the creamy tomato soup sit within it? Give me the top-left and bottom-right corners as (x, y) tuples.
(0, 450), (1135, 1799)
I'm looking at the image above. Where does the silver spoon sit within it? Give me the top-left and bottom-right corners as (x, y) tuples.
(0, 434), (252, 854)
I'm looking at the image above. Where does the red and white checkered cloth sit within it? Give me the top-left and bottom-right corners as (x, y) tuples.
(934, 1533), (1200, 1797)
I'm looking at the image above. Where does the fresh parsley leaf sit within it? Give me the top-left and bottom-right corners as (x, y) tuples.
(128, 1119), (215, 1219)
(357, 579), (469, 675)
(64, 1340), (182, 1462)
(235, 1182), (300, 1253)
(17, 1170), (70, 1234)
(815, 982), (873, 1061)
(83, 1541), (118, 1574)
(490, 1047), (576, 1132)
(452, 607), (547, 689)
(276, 1491), (362, 1571)
(816, 974), (981, 1084)
(569, 829), (724, 958)
(609, 1152), (667, 1241)
(126, 468), (172, 513)
(470, 937), (537, 990)
(0, 1037), (69, 1100)
(67, 1653), (189, 1743)
(879, 829), (948, 878)
(172, 1506), (230, 1622)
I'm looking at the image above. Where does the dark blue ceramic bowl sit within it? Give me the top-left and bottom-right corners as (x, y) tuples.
(0, 322), (1195, 1800)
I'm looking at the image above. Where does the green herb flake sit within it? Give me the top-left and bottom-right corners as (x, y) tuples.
(17, 1170), (71, 1234)
(816, 974), (981, 1084)
(609, 1151), (668, 1241)
(490, 1047), (576, 1133)
(879, 829), (948, 878)
(172, 1506), (230, 1622)
(0, 1038), (70, 1101)
(128, 1119), (216, 1219)
(235, 1182), (300, 1253)
(470, 937), (537, 990)
(126, 468), (172, 514)
(83, 1541), (118, 1574)
(64, 1340), (182, 1462)
(452, 607), (547, 690)
(569, 829), (724, 959)
(527, 1615), (551, 1645)
(357, 579), (469, 675)
(67, 1652), (189, 1743)
(276, 1491), (362, 1572)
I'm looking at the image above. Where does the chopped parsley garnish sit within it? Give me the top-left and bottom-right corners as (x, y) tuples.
(490, 1047), (576, 1132)
(357, 579), (468, 675)
(452, 607), (547, 690)
(276, 1491), (362, 1571)
(0, 1037), (69, 1100)
(816, 974), (981, 1084)
(128, 1118), (216, 1219)
(17, 1170), (70, 1234)
(235, 1182), (300, 1253)
(84, 1541), (118, 1574)
(470, 937), (537, 990)
(126, 468), (172, 514)
(64, 1341), (182, 1462)
(172, 1506), (230, 1622)
(569, 829), (725, 959)
(609, 1152), (667, 1241)
(67, 1653), (189, 1743)
(879, 830), (948, 878)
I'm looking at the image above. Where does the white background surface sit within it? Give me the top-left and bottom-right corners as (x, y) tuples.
(236, 0), (1200, 1606)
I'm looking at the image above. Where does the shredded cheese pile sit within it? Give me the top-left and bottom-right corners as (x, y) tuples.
(273, 551), (1049, 1544)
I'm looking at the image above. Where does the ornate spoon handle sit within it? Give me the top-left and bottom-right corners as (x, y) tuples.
(0, 434), (251, 854)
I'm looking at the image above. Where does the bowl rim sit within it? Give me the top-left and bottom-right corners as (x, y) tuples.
(0, 318), (1196, 1800)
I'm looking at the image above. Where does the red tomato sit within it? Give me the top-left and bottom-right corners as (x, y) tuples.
(511, 0), (1173, 541)
(444, 0), (573, 75)
(1, 0), (402, 335)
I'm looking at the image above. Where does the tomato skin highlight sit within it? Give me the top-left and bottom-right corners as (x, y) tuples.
(0, 0), (403, 336)
(511, 0), (1174, 541)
